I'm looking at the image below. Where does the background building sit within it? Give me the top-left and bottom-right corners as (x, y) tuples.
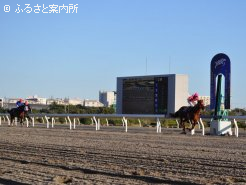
(7, 98), (20, 104)
(99, 91), (116, 107)
(84, 100), (104, 107)
(46, 98), (64, 105)
(116, 74), (188, 114)
(199, 96), (210, 107)
(2, 96), (106, 110)
(64, 98), (83, 105)
(26, 95), (47, 104)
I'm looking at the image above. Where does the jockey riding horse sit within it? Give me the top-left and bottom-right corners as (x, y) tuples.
(8, 102), (32, 126)
(170, 100), (205, 134)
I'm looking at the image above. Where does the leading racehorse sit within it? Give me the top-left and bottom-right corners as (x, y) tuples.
(170, 100), (205, 134)
(8, 105), (26, 126)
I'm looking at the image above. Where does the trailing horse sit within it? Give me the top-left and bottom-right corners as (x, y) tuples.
(170, 100), (205, 134)
(8, 105), (26, 126)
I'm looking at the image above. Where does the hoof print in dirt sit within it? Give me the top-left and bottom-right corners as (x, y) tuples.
(53, 176), (73, 184)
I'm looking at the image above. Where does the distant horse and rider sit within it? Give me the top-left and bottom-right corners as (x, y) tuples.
(170, 93), (205, 134)
(8, 99), (32, 126)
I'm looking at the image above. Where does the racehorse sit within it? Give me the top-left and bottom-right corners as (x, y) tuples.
(8, 105), (26, 126)
(170, 100), (205, 134)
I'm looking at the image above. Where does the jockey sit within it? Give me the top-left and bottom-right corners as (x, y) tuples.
(16, 99), (24, 107)
(24, 101), (31, 112)
(24, 101), (32, 120)
(187, 92), (199, 106)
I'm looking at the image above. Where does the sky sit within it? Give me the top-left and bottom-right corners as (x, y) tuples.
(1, 0), (246, 108)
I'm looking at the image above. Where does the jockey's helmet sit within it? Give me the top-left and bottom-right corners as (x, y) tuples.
(19, 98), (23, 102)
(25, 101), (28, 105)
(194, 92), (199, 97)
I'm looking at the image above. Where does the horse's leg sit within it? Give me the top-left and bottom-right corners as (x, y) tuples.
(19, 117), (23, 127)
(26, 113), (31, 122)
(191, 121), (195, 130)
(19, 112), (25, 127)
(10, 117), (13, 126)
(188, 120), (196, 132)
(183, 121), (187, 134)
(180, 119), (186, 134)
(11, 116), (14, 126)
(22, 118), (24, 127)
(187, 121), (192, 131)
(179, 119), (183, 131)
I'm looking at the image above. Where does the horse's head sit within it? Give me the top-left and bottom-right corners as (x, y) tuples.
(197, 100), (205, 110)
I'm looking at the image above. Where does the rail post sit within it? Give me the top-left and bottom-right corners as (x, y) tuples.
(122, 117), (128, 132)
(32, 117), (35, 127)
(199, 118), (205, 136)
(93, 116), (100, 131)
(77, 118), (80, 125)
(93, 116), (98, 131)
(156, 118), (161, 133)
(45, 116), (49, 128)
(106, 118), (109, 126)
(138, 119), (142, 127)
(233, 119), (239, 137)
(42, 117), (45, 124)
(97, 118), (101, 130)
(26, 118), (29, 127)
(67, 116), (72, 130)
(176, 119), (179, 128)
(51, 117), (54, 128)
(73, 118), (76, 129)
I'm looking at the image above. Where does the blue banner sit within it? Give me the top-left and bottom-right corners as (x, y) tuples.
(210, 53), (231, 109)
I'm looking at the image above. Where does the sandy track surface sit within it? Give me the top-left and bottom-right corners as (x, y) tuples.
(0, 124), (245, 185)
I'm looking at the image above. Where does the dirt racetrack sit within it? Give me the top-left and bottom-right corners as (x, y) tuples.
(0, 123), (245, 185)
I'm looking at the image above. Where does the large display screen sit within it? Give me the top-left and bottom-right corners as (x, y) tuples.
(122, 77), (168, 114)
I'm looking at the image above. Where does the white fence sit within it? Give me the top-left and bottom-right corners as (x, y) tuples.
(0, 113), (244, 137)
(0, 113), (166, 133)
